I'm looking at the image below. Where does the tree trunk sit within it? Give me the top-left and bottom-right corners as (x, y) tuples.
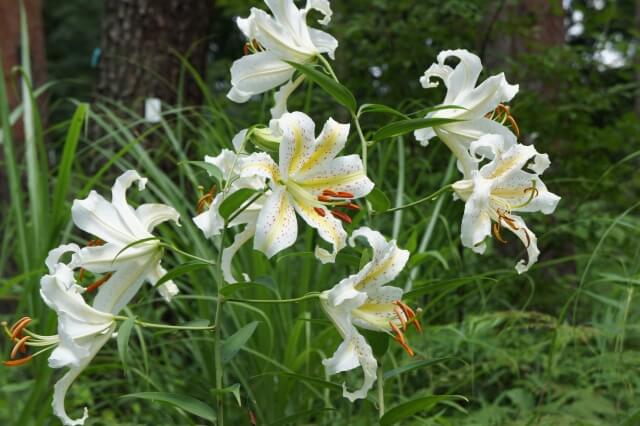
(95, 0), (214, 114)
(635, 0), (640, 117)
(0, 0), (48, 128)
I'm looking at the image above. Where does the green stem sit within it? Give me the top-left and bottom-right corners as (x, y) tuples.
(352, 113), (368, 175)
(377, 366), (385, 417)
(213, 226), (227, 426)
(381, 184), (453, 214)
(113, 316), (215, 331)
(317, 54), (338, 82)
(227, 292), (321, 305)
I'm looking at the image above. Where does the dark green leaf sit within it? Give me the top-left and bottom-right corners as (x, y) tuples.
(219, 188), (260, 221)
(121, 392), (216, 422)
(221, 321), (259, 364)
(380, 395), (468, 425)
(287, 61), (357, 112)
(117, 317), (136, 369)
(368, 188), (391, 213)
(269, 408), (335, 426)
(188, 160), (223, 184)
(361, 330), (389, 358)
(358, 103), (409, 119)
(211, 383), (242, 407)
(408, 251), (449, 271)
(155, 260), (211, 288)
(373, 117), (460, 142)
(220, 282), (279, 298)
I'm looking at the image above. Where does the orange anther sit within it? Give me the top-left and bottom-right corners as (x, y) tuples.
(317, 195), (332, 202)
(243, 42), (250, 56)
(322, 189), (338, 197)
(394, 307), (407, 331)
(492, 222), (507, 244)
(10, 336), (30, 359)
(86, 272), (113, 293)
(336, 191), (354, 199)
(314, 207), (326, 217)
(331, 210), (352, 224)
(3, 355), (32, 367)
(522, 228), (531, 248)
(506, 115), (520, 138)
(9, 317), (31, 339)
(345, 203), (360, 211)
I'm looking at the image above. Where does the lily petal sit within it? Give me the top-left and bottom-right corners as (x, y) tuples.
(135, 204), (180, 233)
(309, 28), (338, 59)
(92, 258), (155, 314)
(295, 154), (374, 199)
(459, 175), (493, 254)
(240, 152), (281, 182)
(253, 186), (298, 258)
(293, 200), (346, 263)
(221, 222), (257, 283)
(229, 51), (295, 98)
(503, 214), (540, 274)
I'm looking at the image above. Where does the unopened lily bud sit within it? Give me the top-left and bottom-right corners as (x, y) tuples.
(250, 126), (282, 152)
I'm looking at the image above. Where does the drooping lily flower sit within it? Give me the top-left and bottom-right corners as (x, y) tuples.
(227, 0), (338, 118)
(70, 170), (180, 313)
(452, 134), (561, 273)
(240, 111), (374, 263)
(2, 245), (116, 426)
(414, 49), (519, 177)
(320, 227), (419, 401)
(193, 148), (268, 283)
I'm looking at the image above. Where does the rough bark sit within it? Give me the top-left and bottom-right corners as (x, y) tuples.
(0, 0), (48, 125)
(635, 0), (640, 117)
(95, 0), (214, 112)
(0, 0), (47, 208)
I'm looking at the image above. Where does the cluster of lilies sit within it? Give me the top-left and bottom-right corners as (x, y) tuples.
(3, 1), (559, 424)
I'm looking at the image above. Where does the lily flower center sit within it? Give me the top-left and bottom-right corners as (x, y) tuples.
(285, 180), (360, 224)
(486, 103), (520, 138)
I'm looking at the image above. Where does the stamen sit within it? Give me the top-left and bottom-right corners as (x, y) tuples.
(492, 222), (507, 244)
(389, 322), (415, 357)
(10, 336), (30, 359)
(331, 210), (352, 224)
(317, 195), (332, 202)
(394, 306), (407, 331)
(336, 191), (354, 199)
(243, 42), (250, 56)
(522, 228), (531, 248)
(322, 189), (338, 197)
(196, 185), (217, 214)
(345, 203), (360, 211)
(314, 207), (326, 217)
(9, 317), (31, 339)
(85, 272), (113, 293)
(3, 355), (32, 367)
(394, 301), (423, 333)
(506, 115), (520, 138)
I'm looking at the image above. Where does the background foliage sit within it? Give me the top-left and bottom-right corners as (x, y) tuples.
(1, 0), (639, 424)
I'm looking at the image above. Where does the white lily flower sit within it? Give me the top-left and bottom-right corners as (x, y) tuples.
(240, 112), (374, 263)
(415, 49), (519, 176)
(2, 245), (116, 426)
(452, 134), (561, 273)
(227, 0), (338, 118)
(193, 147), (268, 283)
(70, 170), (180, 313)
(320, 227), (418, 401)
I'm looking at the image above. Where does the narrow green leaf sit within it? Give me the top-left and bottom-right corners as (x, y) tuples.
(187, 160), (223, 184)
(121, 392), (216, 422)
(221, 321), (259, 364)
(52, 103), (88, 227)
(383, 357), (457, 381)
(211, 383), (242, 407)
(117, 317), (136, 369)
(368, 188), (391, 213)
(373, 117), (460, 142)
(408, 251), (450, 271)
(358, 103), (409, 119)
(154, 260), (211, 288)
(219, 282), (279, 298)
(380, 395), (468, 425)
(286, 61), (357, 112)
(219, 188), (260, 221)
